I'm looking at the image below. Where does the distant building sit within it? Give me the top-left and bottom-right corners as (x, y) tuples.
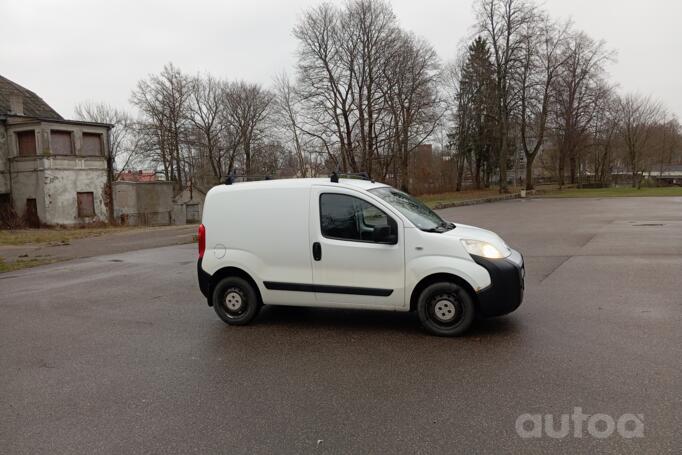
(117, 169), (159, 183)
(113, 180), (174, 226)
(649, 164), (682, 186)
(173, 183), (208, 224)
(0, 75), (112, 226)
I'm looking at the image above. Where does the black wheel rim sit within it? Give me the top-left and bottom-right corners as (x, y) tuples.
(221, 286), (247, 318)
(427, 291), (465, 328)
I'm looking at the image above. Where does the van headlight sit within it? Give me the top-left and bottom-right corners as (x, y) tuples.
(461, 239), (509, 259)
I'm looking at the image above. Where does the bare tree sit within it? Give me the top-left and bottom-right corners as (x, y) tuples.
(551, 32), (613, 185)
(344, 0), (399, 176)
(294, 0), (440, 185)
(653, 116), (681, 177)
(131, 63), (192, 191)
(272, 72), (310, 176)
(294, 2), (357, 171)
(382, 31), (442, 191)
(618, 93), (663, 188)
(589, 89), (621, 186)
(517, 15), (569, 189)
(187, 74), (231, 181)
(476, 0), (535, 193)
(223, 81), (273, 176)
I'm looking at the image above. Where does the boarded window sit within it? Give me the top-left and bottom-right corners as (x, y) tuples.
(82, 133), (103, 156)
(77, 192), (95, 218)
(17, 130), (36, 156)
(51, 130), (73, 155)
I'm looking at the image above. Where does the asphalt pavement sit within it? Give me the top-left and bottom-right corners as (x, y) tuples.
(1, 197), (680, 454)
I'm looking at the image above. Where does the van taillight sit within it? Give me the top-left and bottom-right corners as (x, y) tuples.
(198, 224), (206, 258)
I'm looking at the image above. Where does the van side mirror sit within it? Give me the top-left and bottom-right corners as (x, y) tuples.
(372, 225), (396, 244)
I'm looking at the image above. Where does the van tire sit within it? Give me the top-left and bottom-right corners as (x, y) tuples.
(417, 282), (474, 336)
(212, 276), (261, 325)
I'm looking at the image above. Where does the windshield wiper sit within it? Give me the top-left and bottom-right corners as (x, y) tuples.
(423, 222), (455, 233)
(438, 221), (456, 231)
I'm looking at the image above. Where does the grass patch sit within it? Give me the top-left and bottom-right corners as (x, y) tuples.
(418, 188), (522, 208)
(0, 226), (136, 246)
(0, 256), (55, 273)
(539, 186), (682, 198)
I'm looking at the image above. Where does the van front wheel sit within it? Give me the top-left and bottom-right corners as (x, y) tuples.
(417, 282), (475, 336)
(212, 276), (261, 325)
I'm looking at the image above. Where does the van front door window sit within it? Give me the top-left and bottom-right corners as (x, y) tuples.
(319, 193), (396, 243)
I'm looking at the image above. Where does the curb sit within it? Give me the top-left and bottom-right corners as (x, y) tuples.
(431, 190), (538, 210)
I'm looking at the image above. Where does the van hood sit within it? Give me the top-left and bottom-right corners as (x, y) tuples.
(443, 223), (511, 256)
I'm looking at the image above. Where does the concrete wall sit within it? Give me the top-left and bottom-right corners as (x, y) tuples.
(172, 204), (187, 225)
(0, 123), (9, 194)
(113, 181), (174, 226)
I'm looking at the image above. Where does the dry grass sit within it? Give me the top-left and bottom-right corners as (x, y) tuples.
(0, 256), (56, 273)
(0, 226), (137, 246)
(418, 187), (522, 208)
(538, 186), (682, 198)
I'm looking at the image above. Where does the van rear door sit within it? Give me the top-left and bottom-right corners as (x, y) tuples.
(308, 186), (405, 309)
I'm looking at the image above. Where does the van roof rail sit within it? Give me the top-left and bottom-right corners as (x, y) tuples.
(330, 171), (374, 183)
(224, 174), (274, 185)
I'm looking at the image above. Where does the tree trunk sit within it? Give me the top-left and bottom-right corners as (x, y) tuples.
(558, 150), (565, 187)
(474, 156), (482, 189)
(400, 147), (409, 193)
(455, 158), (465, 192)
(525, 154), (535, 190)
(499, 128), (509, 193)
(245, 142), (252, 176)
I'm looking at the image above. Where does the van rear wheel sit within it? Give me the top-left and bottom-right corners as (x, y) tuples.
(417, 282), (474, 336)
(212, 276), (261, 325)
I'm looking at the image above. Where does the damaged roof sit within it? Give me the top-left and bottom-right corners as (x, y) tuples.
(0, 74), (63, 120)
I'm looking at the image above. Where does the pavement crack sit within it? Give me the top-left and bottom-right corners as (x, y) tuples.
(540, 255), (572, 283)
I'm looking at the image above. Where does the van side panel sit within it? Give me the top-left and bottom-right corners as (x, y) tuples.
(201, 185), (315, 305)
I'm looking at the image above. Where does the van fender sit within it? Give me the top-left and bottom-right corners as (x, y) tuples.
(406, 255), (491, 308)
(200, 250), (267, 299)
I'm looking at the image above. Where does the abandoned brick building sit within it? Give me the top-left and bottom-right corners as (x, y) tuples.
(0, 74), (111, 226)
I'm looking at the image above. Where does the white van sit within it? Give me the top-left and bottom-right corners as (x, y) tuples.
(197, 176), (524, 336)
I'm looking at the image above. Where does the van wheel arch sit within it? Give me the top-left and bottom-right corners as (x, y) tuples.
(410, 273), (478, 312)
(208, 267), (263, 307)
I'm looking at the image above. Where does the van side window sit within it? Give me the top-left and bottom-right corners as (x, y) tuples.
(320, 193), (397, 243)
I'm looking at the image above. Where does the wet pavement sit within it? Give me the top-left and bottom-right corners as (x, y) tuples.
(1, 197), (680, 453)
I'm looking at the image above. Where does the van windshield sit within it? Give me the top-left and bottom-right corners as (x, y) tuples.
(369, 187), (454, 232)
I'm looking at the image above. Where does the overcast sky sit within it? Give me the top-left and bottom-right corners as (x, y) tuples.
(2, 0), (681, 119)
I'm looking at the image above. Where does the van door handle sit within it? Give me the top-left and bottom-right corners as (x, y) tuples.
(312, 242), (322, 261)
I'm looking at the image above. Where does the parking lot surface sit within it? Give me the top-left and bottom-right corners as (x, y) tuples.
(1, 197), (680, 453)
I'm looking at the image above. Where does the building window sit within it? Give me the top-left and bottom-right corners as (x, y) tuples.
(82, 133), (103, 156)
(17, 130), (36, 156)
(77, 192), (95, 218)
(51, 130), (73, 155)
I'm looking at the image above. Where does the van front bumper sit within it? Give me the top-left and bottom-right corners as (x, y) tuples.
(472, 249), (524, 317)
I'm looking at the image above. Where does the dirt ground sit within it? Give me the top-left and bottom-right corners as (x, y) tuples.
(0, 225), (197, 270)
